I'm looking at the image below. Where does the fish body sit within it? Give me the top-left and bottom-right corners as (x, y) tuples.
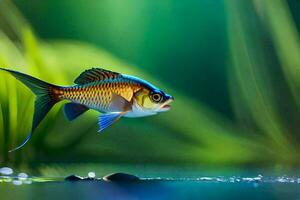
(61, 76), (139, 113)
(0, 67), (174, 151)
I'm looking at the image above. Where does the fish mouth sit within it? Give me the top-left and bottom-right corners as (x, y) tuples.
(159, 98), (173, 112)
(163, 104), (171, 109)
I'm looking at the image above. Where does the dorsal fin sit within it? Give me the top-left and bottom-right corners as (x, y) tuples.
(74, 68), (120, 84)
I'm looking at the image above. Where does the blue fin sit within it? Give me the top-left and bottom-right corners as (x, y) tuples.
(98, 112), (123, 133)
(64, 103), (89, 121)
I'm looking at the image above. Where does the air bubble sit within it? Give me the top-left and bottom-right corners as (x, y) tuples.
(0, 167), (13, 175)
(88, 172), (96, 178)
(18, 173), (28, 180)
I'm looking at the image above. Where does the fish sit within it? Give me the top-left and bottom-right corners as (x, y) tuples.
(0, 67), (174, 152)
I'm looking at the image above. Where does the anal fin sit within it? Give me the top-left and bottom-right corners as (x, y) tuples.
(64, 103), (89, 121)
(98, 112), (124, 133)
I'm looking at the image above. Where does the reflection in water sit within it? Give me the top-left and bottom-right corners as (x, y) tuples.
(1, 175), (300, 200)
(12, 180), (22, 186)
(2, 166), (300, 199)
(2, 172), (300, 185)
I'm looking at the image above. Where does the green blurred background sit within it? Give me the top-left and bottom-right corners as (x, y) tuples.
(1, 0), (300, 170)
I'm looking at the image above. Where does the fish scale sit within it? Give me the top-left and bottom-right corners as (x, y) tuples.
(60, 79), (136, 112)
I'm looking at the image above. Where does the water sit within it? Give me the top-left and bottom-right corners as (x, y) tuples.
(2, 179), (300, 200)
(1, 166), (300, 200)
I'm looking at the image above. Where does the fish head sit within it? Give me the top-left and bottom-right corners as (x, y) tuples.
(133, 87), (174, 114)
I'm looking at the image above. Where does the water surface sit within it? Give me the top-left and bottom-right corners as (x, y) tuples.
(1, 165), (300, 200)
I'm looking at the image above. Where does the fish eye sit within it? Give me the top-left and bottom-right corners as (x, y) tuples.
(151, 92), (162, 103)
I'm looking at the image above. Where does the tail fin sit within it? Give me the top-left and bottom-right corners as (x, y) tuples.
(0, 68), (61, 152)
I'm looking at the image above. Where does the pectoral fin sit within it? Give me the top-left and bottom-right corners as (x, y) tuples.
(64, 103), (89, 121)
(108, 93), (132, 112)
(98, 94), (131, 132)
(98, 112), (124, 132)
